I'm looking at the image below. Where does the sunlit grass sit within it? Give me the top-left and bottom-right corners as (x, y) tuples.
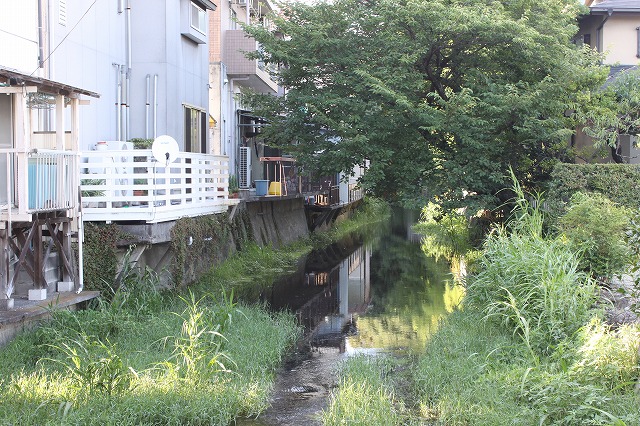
(322, 356), (403, 426)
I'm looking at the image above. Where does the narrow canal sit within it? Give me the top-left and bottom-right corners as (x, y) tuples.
(237, 209), (463, 425)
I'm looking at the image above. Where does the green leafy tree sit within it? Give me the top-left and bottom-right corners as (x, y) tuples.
(578, 67), (640, 162)
(243, 0), (604, 210)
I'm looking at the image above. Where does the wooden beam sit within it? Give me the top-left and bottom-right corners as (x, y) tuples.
(56, 95), (65, 150)
(0, 86), (37, 94)
(0, 228), (9, 299)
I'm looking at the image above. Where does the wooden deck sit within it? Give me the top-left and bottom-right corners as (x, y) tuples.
(0, 290), (100, 346)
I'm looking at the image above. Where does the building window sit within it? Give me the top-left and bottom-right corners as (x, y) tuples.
(583, 33), (591, 46)
(190, 2), (206, 34)
(184, 106), (206, 153)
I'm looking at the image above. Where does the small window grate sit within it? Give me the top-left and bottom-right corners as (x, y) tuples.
(59, 0), (67, 26)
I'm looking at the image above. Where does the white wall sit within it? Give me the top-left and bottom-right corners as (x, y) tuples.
(0, 0), (39, 74)
(44, 0), (211, 151)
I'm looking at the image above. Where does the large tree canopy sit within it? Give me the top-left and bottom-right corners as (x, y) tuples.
(243, 0), (604, 210)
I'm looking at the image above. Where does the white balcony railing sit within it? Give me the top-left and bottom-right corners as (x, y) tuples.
(1, 149), (77, 216)
(80, 150), (238, 223)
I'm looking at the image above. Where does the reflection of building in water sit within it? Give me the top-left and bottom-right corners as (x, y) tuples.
(306, 245), (371, 352)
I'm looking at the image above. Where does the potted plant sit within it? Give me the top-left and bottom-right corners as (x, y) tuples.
(229, 174), (239, 198)
(130, 138), (153, 149)
(133, 178), (148, 196)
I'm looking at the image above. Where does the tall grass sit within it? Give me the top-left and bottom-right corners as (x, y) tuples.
(466, 175), (598, 355)
(322, 356), (403, 426)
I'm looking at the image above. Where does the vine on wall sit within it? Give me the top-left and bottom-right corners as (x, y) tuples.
(170, 209), (254, 287)
(82, 223), (132, 298)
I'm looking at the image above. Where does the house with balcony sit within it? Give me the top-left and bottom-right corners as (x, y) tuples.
(0, 0), (100, 310)
(0, 0), (248, 314)
(573, 0), (640, 163)
(208, 0), (279, 189)
(207, 0), (365, 225)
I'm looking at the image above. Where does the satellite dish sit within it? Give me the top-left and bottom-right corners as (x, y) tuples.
(151, 135), (180, 166)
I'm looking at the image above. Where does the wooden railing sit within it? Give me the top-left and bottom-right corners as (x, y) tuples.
(80, 150), (237, 223)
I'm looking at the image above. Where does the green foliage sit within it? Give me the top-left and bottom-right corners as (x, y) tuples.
(243, 0), (604, 209)
(322, 356), (403, 426)
(571, 318), (640, 392)
(162, 291), (234, 379)
(557, 192), (631, 278)
(42, 335), (136, 398)
(578, 67), (640, 149)
(229, 174), (239, 193)
(170, 211), (252, 287)
(82, 223), (130, 298)
(413, 202), (472, 263)
(547, 163), (640, 213)
(466, 180), (598, 355)
(128, 138), (153, 149)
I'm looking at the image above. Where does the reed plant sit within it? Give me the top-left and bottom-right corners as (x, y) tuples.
(466, 174), (598, 355)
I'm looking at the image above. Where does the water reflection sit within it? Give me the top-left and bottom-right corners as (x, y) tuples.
(264, 208), (464, 355)
(240, 210), (463, 426)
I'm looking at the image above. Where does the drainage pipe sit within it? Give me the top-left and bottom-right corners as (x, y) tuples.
(125, 0), (132, 141)
(120, 65), (127, 141)
(145, 74), (150, 138)
(153, 74), (158, 138)
(37, 0), (44, 69)
(115, 64), (122, 140)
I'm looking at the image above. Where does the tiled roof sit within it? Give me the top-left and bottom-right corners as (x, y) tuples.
(591, 0), (640, 12)
(603, 65), (639, 88)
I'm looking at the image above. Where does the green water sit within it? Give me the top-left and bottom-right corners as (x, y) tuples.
(346, 210), (464, 354)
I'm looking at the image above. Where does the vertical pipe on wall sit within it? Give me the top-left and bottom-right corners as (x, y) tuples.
(145, 74), (150, 139)
(117, 0), (123, 14)
(125, 0), (132, 141)
(120, 65), (127, 141)
(115, 64), (121, 141)
(153, 74), (158, 138)
(37, 0), (44, 69)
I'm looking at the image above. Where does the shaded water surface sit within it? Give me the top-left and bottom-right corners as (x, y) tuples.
(236, 209), (462, 426)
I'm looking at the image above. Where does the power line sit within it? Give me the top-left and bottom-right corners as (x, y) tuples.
(30, 0), (98, 77)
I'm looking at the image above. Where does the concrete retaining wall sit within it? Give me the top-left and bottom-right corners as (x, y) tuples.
(246, 197), (309, 247)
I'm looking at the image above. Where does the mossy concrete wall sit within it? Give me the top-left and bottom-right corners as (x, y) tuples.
(113, 197), (309, 288)
(245, 197), (309, 247)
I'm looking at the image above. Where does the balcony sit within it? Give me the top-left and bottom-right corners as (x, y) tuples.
(80, 150), (238, 223)
(223, 30), (278, 94)
(1, 149), (78, 220)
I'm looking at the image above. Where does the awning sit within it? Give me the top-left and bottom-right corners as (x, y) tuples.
(0, 66), (100, 98)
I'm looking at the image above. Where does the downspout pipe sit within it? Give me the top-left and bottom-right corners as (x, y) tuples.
(153, 74), (158, 138)
(596, 9), (613, 56)
(145, 74), (150, 138)
(114, 64), (122, 141)
(125, 0), (132, 141)
(37, 0), (44, 69)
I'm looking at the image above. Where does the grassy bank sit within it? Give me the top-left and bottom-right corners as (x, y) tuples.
(0, 197), (388, 425)
(323, 193), (640, 425)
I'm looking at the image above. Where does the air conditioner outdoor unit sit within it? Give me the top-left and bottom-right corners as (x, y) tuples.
(239, 146), (251, 188)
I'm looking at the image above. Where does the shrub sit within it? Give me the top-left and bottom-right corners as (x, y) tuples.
(547, 163), (640, 210)
(571, 318), (640, 392)
(557, 192), (631, 278)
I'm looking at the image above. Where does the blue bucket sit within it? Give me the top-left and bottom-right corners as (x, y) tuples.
(255, 180), (269, 196)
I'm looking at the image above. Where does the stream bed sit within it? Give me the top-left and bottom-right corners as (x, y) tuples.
(236, 210), (463, 425)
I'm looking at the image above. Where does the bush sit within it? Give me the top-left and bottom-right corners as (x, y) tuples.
(547, 163), (640, 209)
(557, 192), (631, 278)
